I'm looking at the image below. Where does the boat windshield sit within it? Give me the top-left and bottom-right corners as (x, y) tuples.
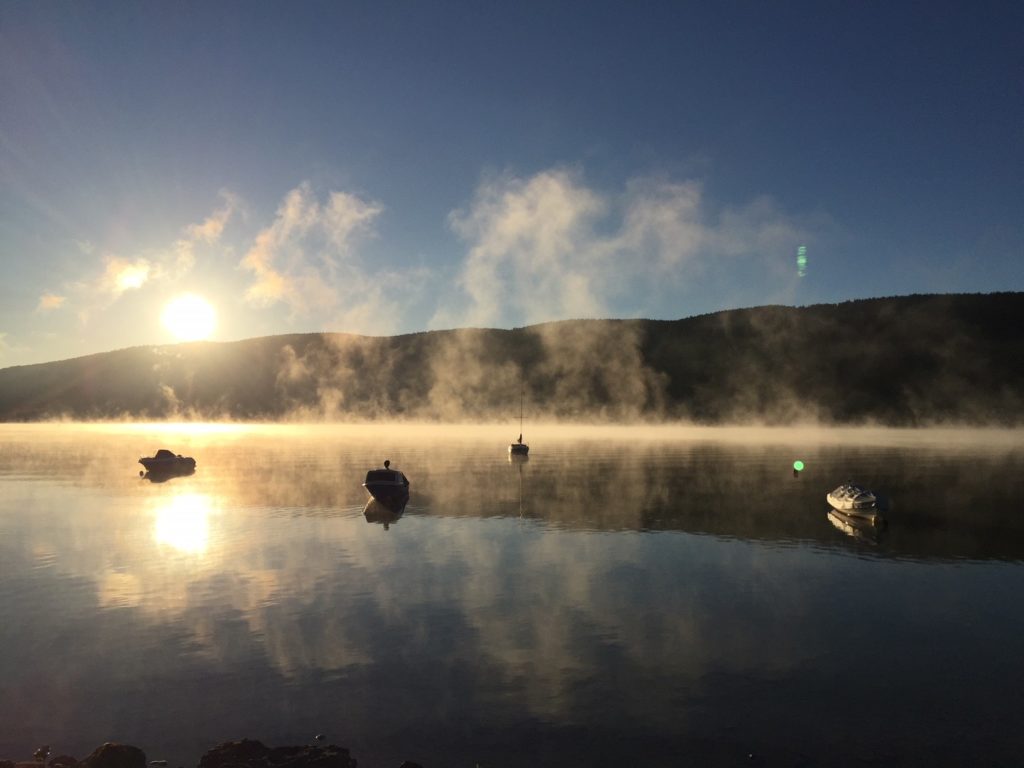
(366, 470), (400, 483)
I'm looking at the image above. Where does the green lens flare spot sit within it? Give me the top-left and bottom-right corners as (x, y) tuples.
(793, 460), (805, 471)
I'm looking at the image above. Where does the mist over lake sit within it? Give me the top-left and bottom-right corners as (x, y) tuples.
(2, 423), (1022, 767)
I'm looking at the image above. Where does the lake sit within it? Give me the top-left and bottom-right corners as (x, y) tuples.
(1, 423), (1023, 767)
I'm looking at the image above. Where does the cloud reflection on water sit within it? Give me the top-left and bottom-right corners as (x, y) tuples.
(1, 424), (1023, 766)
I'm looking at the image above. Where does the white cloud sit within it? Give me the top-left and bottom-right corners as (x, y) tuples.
(100, 256), (153, 295)
(36, 293), (66, 312)
(23, 172), (817, 356)
(438, 169), (815, 328)
(614, 178), (706, 270)
(91, 195), (239, 299)
(174, 191), (238, 275)
(324, 190), (383, 254)
(186, 192), (237, 244)
(238, 182), (385, 320)
(50, 197), (240, 323)
(444, 169), (608, 327)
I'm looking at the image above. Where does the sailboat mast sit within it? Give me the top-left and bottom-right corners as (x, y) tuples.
(509, 385), (529, 454)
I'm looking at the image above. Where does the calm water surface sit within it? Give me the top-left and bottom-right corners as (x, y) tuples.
(1, 424), (1023, 767)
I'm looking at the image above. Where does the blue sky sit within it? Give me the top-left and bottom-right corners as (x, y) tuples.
(1, 1), (1021, 367)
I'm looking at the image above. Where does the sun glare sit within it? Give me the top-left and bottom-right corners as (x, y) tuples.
(162, 293), (217, 341)
(154, 493), (214, 554)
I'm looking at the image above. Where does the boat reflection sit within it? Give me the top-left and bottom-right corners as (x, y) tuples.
(141, 465), (196, 483)
(509, 451), (528, 517)
(363, 497), (407, 530)
(828, 508), (887, 545)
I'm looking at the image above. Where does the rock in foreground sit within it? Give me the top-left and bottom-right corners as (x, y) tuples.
(80, 745), (146, 768)
(198, 740), (356, 768)
(3, 741), (371, 768)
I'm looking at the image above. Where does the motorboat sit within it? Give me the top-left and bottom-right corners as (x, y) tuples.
(363, 460), (410, 503)
(826, 483), (881, 521)
(139, 449), (196, 474)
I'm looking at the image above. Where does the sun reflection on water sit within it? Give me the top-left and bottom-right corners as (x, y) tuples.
(154, 493), (215, 554)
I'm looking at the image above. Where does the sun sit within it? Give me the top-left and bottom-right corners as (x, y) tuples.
(161, 293), (217, 341)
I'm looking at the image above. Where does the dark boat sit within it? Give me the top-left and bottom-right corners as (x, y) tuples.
(362, 459), (410, 503)
(139, 449), (196, 474)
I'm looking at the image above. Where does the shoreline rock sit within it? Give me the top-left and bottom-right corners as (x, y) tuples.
(2, 741), (379, 768)
(199, 740), (356, 768)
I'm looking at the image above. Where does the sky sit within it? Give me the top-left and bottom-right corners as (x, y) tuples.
(1, 1), (1021, 368)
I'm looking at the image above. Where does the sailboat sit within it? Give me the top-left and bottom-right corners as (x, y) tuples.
(508, 389), (529, 456)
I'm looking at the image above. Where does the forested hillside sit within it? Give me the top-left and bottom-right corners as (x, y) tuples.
(1, 293), (1021, 424)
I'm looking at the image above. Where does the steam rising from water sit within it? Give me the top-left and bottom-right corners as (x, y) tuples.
(263, 320), (669, 422)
